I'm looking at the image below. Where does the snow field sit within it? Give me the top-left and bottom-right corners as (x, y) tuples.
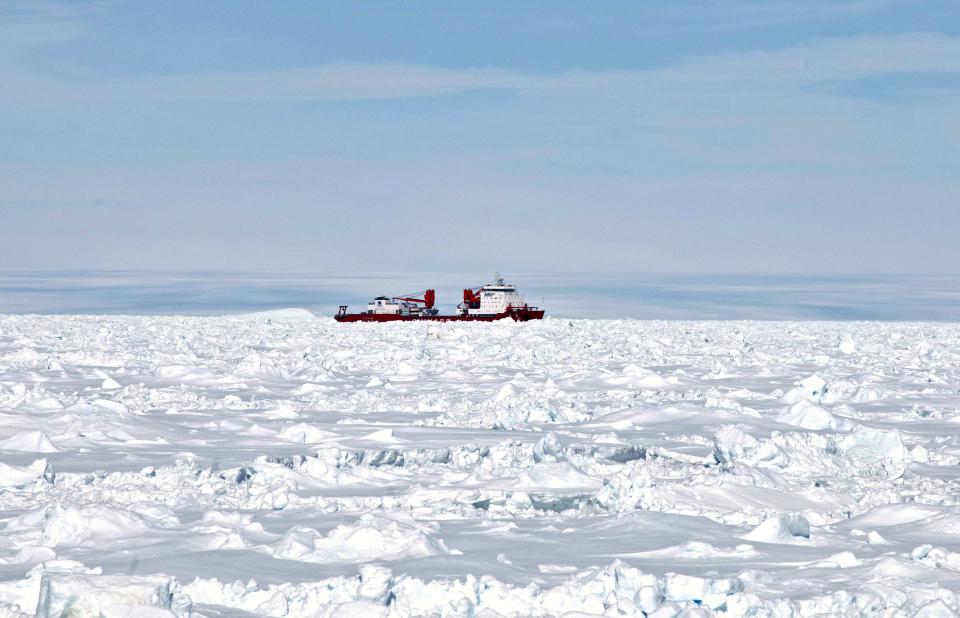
(0, 314), (959, 616)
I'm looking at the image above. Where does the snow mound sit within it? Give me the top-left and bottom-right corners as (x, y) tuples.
(631, 542), (758, 560)
(258, 513), (445, 563)
(0, 430), (60, 453)
(913, 601), (958, 618)
(5, 505), (156, 550)
(231, 308), (317, 320)
(743, 514), (811, 544)
(777, 400), (850, 430)
(513, 462), (602, 493)
(363, 428), (400, 443)
(276, 423), (338, 443)
(813, 551), (862, 569)
(607, 364), (673, 389)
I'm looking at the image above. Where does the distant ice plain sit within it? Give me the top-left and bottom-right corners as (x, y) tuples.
(0, 271), (958, 320)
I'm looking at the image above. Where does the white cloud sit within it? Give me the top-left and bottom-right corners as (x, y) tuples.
(116, 63), (557, 102)
(536, 1), (897, 35)
(654, 32), (960, 83)
(6, 32), (955, 105)
(1, 1), (953, 106)
(0, 0), (116, 50)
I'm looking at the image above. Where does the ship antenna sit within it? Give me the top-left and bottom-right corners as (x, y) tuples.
(494, 271), (503, 285)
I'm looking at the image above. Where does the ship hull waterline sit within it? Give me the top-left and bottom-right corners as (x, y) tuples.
(335, 308), (545, 323)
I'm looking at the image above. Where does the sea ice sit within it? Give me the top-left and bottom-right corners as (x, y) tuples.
(0, 316), (958, 616)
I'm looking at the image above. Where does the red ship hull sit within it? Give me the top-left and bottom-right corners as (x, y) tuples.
(335, 307), (544, 323)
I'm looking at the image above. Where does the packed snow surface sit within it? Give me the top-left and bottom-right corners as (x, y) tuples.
(1, 315), (959, 617)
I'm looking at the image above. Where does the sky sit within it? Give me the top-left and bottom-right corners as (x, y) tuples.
(1, 0), (958, 274)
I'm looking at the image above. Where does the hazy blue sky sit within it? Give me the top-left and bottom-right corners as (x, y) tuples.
(2, 1), (958, 273)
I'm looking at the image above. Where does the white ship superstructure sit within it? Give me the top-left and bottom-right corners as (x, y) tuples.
(459, 274), (528, 317)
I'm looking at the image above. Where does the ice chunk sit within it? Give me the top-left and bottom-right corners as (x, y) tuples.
(781, 374), (832, 404)
(533, 432), (563, 463)
(492, 382), (517, 402)
(840, 426), (910, 469)
(910, 444), (930, 464)
(0, 459), (54, 488)
(712, 425), (758, 465)
(663, 574), (708, 602)
(357, 564), (393, 604)
(35, 573), (182, 618)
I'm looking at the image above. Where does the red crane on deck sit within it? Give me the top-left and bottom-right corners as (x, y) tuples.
(393, 289), (435, 309)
